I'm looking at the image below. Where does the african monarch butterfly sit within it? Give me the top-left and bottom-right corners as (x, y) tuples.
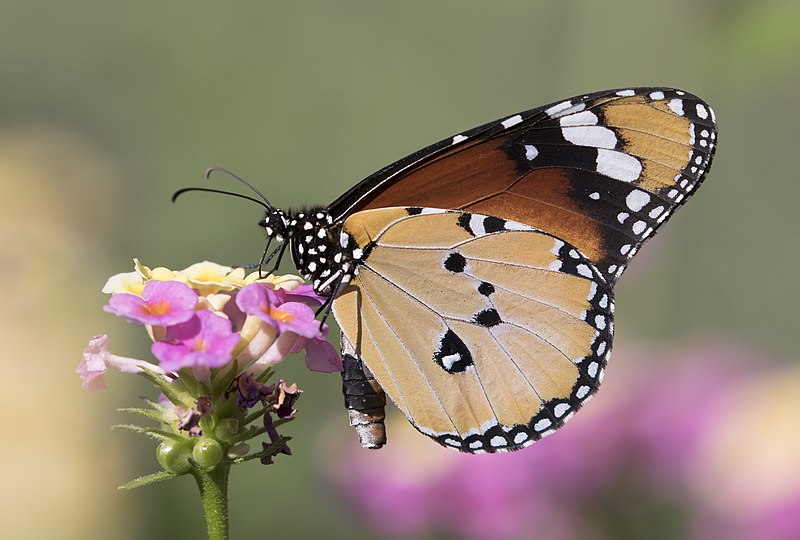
(178, 87), (717, 453)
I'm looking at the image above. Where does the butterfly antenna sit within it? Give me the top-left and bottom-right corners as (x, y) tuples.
(205, 166), (274, 211)
(171, 187), (272, 210)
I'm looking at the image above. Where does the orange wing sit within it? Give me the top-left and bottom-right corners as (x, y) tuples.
(329, 88), (717, 285)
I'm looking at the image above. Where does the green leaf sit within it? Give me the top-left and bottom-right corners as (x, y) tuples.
(138, 367), (193, 408)
(228, 425), (264, 445)
(232, 436), (292, 463)
(118, 407), (169, 423)
(211, 359), (239, 399)
(118, 471), (184, 490)
(240, 405), (267, 427)
(112, 424), (184, 442)
(254, 367), (274, 385)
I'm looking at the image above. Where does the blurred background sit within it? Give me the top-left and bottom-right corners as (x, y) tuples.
(2, 1), (798, 539)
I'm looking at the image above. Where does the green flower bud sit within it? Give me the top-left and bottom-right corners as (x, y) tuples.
(226, 443), (250, 460)
(192, 438), (224, 470)
(215, 418), (240, 443)
(156, 440), (193, 474)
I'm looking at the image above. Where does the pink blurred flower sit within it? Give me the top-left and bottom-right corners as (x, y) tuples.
(151, 310), (240, 371)
(324, 342), (792, 540)
(103, 280), (198, 326)
(77, 335), (167, 391)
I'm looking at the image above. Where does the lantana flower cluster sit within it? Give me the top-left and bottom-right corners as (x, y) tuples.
(78, 260), (341, 485)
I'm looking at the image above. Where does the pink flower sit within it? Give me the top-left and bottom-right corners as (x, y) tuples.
(104, 280), (198, 326)
(151, 310), (240, 371)
(248, 326), (342, 374)
(236, 283), (321, 339)
(77, 335), (167, 391)
(302, 334), (342, 372)
(281, 283), (326, 307)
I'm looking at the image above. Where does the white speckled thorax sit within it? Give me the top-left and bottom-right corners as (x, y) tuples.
(263, 208), (357, 296)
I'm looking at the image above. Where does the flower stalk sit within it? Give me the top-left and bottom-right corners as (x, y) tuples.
(192, 463), (230, 540)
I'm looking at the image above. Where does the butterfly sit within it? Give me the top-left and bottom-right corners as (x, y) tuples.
(180, 87), (717, 453)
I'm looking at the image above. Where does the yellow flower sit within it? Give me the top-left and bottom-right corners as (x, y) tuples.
(101, 271), (144, 295)
(133, 258), (188, 284)
(244, 271), (304, 291)
(196, 293), (233, 313)
(180, 261), (244, 295)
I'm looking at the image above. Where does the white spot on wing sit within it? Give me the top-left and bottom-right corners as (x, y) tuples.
(553, 403), (571, 418)
(696, 103), (709, 119)
(559, 110), (599, 126)
(469, 214), (485, 236)
(545, 100), (586, 119)
(589, 192), (600, 200)
(452, 134), (468, 144)
(649, 91), (665, 100)
(534, 418), (552, 431)
(616, 89), (635, 96)
(668, 99), (684, 116)
(595, 315), (606, 330)
(562, 126), (617, 149)
(588, 362), (599, 378)
(501, 115), (523, 128)
(576, 264), (592, 278)
(490, 436), (506, 447)
(626, 189), (651, 212)
(524, 145), (539, 161)
(596, 149), (642, 182)
(441, 353), (461, 371)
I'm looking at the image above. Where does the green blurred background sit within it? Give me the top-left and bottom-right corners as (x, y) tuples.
(2, 1), (799, 538)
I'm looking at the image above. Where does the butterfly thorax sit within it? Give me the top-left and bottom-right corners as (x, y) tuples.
(261, 207), (358, 296)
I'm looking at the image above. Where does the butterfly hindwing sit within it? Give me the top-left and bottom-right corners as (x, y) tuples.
(332, 207), (614, 453)
(328, 88), (717, 285)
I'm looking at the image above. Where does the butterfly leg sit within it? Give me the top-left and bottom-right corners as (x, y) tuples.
(341, 337), (387, 449)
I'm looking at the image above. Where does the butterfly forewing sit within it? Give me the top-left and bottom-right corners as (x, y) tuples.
(332, 207), (613, 453)
(328, 87), (717, 285)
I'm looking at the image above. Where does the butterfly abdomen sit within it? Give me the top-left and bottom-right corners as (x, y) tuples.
(341, 341), (387, 449)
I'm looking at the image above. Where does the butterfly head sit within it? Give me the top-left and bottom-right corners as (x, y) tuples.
(260, 209), (289, 243)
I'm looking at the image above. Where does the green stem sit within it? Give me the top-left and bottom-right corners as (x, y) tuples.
(192, 463), (230, 540)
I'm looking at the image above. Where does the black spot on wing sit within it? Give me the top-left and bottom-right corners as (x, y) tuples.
(478, 282), (495, 296)
(433, 329), (473, 373)
(407, 207), (423, 215)
(482, 216), (506, 233)
(457, 213), (475, 236)
(474, 308), (501, 327)
(444, 252), (467, 273)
